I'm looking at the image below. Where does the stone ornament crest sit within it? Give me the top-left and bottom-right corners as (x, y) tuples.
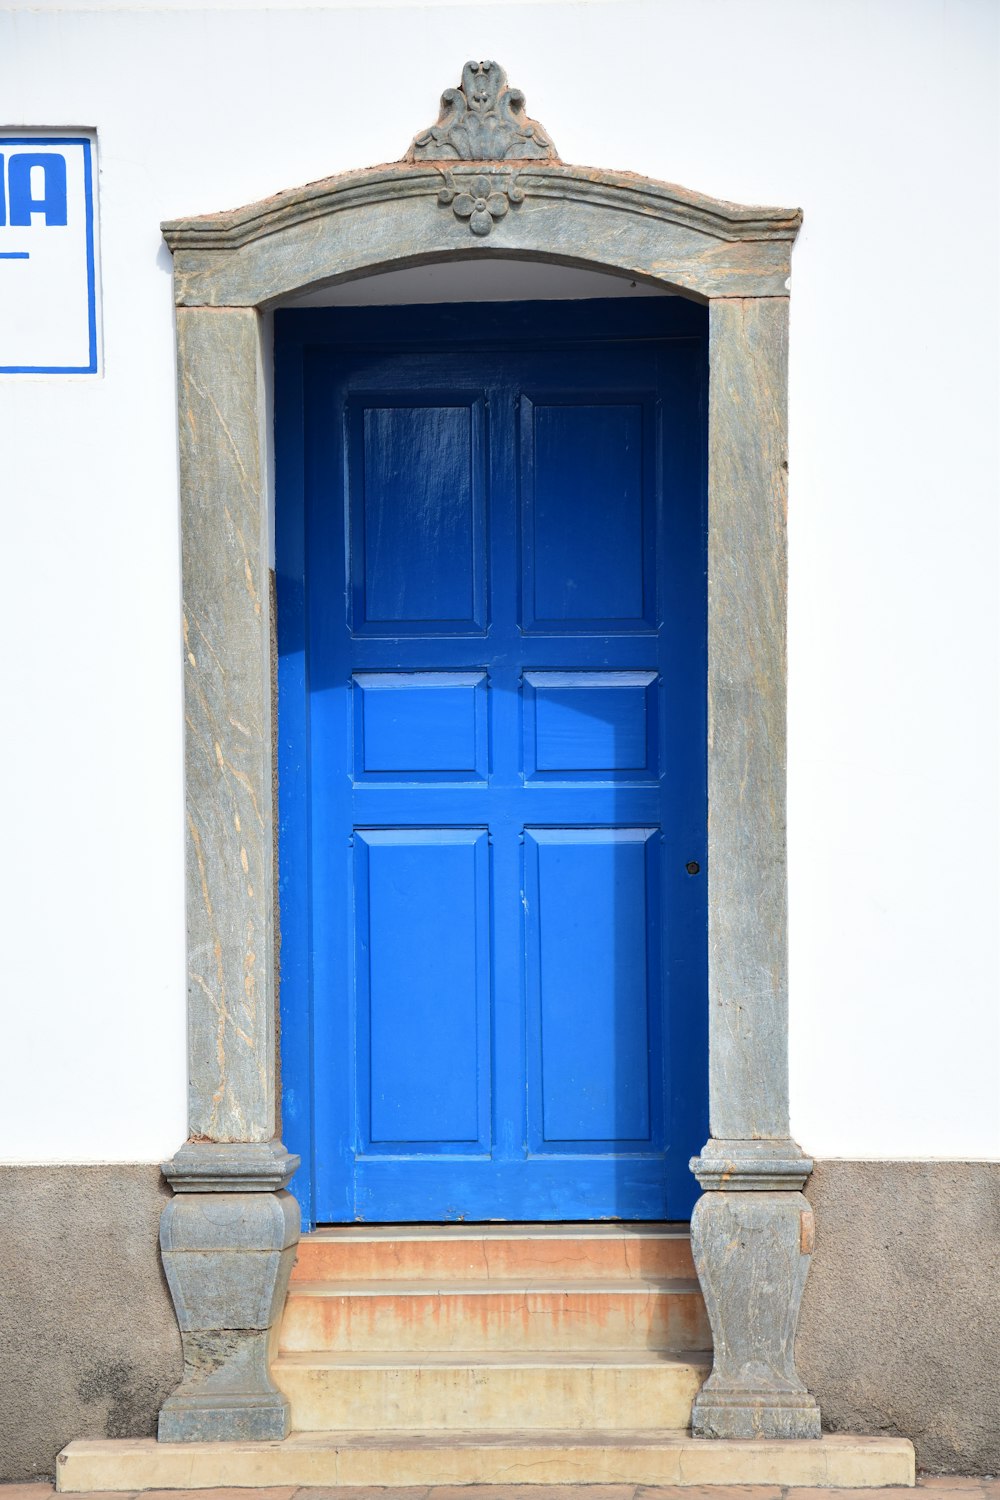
(407, 60), (558, 162)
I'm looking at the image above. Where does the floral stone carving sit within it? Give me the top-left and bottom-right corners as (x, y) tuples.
(407, 60), (557, 162)
(438, 172), (524, 237)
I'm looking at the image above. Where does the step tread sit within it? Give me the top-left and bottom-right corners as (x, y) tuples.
(290, 1429), (901, 1451)
(287, 1277), (702, 1297)
(297, 1426), (698, 1446)
(62, 1429), (912, 1449)
(57, 1428), (918, 1493)
(302, 1223), (691, 1241)
(275, 1348), (712, 1369)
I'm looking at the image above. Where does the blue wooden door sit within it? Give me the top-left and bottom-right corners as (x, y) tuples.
(276, 300), (707, 1227)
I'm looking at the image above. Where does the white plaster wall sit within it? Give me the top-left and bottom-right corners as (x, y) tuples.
(0, 0), (996, 1162)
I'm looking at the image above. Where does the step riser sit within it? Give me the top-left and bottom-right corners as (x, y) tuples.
(292, 1234), (696, 1284)
(274, 1362), (706, 1432)
(57, 1434), (918, 1491)
(280, 1286), (710, 1353)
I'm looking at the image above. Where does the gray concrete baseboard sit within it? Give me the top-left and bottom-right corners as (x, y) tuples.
(799, 1159), (1000, 1476)
(0, 1165), (181, 1484)
(0, 1159), (996, 1480)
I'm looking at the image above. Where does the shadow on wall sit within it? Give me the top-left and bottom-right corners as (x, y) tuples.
(0, 1165), (181, 1483)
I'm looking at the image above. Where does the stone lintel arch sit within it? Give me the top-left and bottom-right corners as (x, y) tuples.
(157, 148), (818, 1444)
(163, 162), (798, 306)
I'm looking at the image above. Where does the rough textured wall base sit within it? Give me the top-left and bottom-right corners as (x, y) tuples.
(0, 1166), (181, 1483)
(1, 1160), (997, 1478)
(800, 1160), (1000, 1475)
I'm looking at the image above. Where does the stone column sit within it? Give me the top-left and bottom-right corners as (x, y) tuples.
(159, 306), (300, 1443)
(690, 297), (820, 1441)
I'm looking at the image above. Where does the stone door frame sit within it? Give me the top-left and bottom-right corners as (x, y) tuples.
(157, 157), (821, 1443)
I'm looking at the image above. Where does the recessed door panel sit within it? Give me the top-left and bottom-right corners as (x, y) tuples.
(349, 399), (486, 634)
(524, 828), (657, 1147)
(354, 828), (491, 1149)
(524, 671), (658, 781)
(353, 672), (488, 781)
(521, 399), (655, 632)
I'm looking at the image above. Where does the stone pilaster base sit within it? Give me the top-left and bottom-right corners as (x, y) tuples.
(158, 1142), (300, 1443)
(159, 1376), (289, 1444)
(690, 1142), (821, 1440)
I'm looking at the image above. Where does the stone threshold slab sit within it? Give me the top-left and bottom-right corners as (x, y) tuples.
(286, 1279), (704, 1294)
(300, 1225), (694, 1239)
(57, 1432), (915, 1491)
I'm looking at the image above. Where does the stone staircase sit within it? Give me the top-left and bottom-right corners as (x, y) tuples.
(56, 1223), (917, 1489)
(274, 1223), (711, 1445)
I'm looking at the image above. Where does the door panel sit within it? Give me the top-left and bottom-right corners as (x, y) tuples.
(524, 827), (659, 1148)
(353, 672), (488, 780)
(521, 398), (655, 632)
(276, 299), (708, 1227)
(355, 828), (491, 1150)
(523, 671), (658, 780)
(349, 397), (487, 633)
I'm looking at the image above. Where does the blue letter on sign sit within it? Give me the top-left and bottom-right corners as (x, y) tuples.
(9, 153), (68, 226)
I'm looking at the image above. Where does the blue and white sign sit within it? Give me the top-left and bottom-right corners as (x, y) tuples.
(0, 134), (100, 375)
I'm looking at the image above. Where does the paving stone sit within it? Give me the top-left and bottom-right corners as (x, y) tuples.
(919, 1484), (991, 1492)
(429, 1488), (636, 1500)
(0, 1492), (125, 1500)
(788, 1489), (963, 1499)
(638, 1488), (782, 1500)
(291, 1490), (429, 1500)
(141, 1491), (298, 1500)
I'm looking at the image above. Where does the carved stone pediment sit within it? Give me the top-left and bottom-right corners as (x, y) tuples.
(406, 60), (557, 162)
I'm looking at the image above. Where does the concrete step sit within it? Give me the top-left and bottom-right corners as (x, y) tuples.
(57, 1430), (917, 1490)
(272, 1348), (710, 1432)
(279, 1276), (710, 1353)
(291, 1222), (697, 1284)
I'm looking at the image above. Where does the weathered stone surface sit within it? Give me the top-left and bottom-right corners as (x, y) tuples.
(161, 1191), (299, 1258)
(291, 1224), (698, 1284)
(162, 162), (800, 252)
(436, 170), (525, 237)
(163, 1141), (299, 1195)
(158, 1191), (299, 1443)
(161, 1193), (298, 1329)
(156, 1333), (289, 1443)
(691, 1138), (812, 1192)
(691, 1190), (820, 1440)
(177, 306), (275, 1144)
(705, 297), (791, 1144)
(406, 60), (557, 162)
(55, 1430), (916, 1491)
(162, 164), (800, 307)
(0, 1166), (180, 1483)
(799, 1160), (1000, 1474)
(684, 296), (822, 1442)
(169, 299), (304, 1445)
(273, 1352), (708, 1435)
